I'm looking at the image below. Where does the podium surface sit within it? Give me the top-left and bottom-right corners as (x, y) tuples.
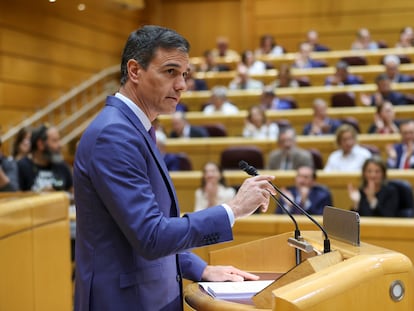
(184, 231), (414, 311)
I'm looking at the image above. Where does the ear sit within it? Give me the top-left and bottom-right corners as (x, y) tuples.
(127, 59), (141, 83)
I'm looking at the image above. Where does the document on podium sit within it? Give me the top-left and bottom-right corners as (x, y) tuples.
(198, 280), (274, 300)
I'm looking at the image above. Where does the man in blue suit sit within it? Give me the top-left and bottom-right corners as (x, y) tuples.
(73, 25), (275, 311)
(275, 165), (332, 215)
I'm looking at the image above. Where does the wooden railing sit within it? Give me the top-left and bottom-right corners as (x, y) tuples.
(1, 65), (120, 156)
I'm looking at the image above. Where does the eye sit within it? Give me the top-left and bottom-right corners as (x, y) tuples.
(167, 69), (175, 75)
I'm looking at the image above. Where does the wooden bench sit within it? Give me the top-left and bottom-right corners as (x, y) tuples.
(170, 169), (413, 215)
(0, 192), (72, 311)
(193, 63), (414, 89)
(180, 82), (414, 110)
(164, 134), (401, 171)
(190, 47), (414, 71)
(158, 105), (414, 136)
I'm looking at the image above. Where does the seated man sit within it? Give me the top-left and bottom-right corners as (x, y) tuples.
(324, 61), (364, 86)
(267, 127), (313, 170)
(383, 54), (414, 83)
(17, 124), (73, 193)
(169, 111), (209, 138)
(303, 98), (342, 135)
(276, 165), (333, 215)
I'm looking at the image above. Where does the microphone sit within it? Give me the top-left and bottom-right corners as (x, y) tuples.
(239, 160), (331, 254)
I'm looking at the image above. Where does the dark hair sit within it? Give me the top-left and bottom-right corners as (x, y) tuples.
(201, 161), (226, 188)
(361, 156), (387, 187)
(12, 126), (31, 158)
(30, 124), (49, 152)
(120, 25), (190, 85)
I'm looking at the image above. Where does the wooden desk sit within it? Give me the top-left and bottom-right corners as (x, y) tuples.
(190, 47), (414, 70)
(185, 229), (414, 310)
(180, 82), (414, 110)
(158, 105), (414, 136)
(171, 169), (413, 215)
(0, 192), (72, 311)
(164, 134), (401, 171)
(193, 63), (414, 88)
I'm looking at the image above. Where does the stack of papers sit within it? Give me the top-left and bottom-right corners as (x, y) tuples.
(198, 280), (274, 300)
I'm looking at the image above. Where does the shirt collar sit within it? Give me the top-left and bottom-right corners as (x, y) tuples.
(115, 92), (152, 131)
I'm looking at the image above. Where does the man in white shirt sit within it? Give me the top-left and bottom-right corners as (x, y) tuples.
(324, 124), (372, 172)
(203, 85), (239, 115)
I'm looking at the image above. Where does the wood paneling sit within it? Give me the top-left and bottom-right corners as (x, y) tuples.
(0, 0), (142, 132)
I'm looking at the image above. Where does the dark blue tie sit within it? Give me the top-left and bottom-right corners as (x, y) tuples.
(148, 126), (156, 143)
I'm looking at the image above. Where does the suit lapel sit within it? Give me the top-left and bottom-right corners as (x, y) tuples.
(106, 96), (180, 215)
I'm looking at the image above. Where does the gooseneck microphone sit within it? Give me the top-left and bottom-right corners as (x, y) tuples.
(239, 160), (331, 254)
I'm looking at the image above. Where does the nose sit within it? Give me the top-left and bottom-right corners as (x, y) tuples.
(175, 75), (188, 92)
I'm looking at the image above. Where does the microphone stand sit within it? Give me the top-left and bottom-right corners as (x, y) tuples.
(239, 161), (331, 254)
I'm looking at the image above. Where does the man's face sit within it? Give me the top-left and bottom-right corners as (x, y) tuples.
(339, 131), (355, 154)
(134, 48), (189, 118)
(295, 167), (314, 188)
(401, 123), (414, 144)
(41, 127), (63, 163)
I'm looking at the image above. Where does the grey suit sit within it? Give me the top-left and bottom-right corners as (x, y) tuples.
(267, 147), (313, 170)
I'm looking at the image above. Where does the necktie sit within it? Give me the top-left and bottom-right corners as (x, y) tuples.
(404, 153), (411, 169)
(148, 126), (156, 143)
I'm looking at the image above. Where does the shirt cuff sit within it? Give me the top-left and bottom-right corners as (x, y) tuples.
(222, 203), (235, 227)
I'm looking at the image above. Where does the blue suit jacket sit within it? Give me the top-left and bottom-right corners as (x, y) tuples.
(74, 96), (233, 311)
(275, 185), (333, 215)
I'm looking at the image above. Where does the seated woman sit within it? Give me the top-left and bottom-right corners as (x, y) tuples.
(347, 156), (403, 217)
(242, 105), (279, 139)
(367, 101), (400, 134)
(194, 162), (236, 212)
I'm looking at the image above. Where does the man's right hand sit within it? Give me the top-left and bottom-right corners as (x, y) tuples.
(227, 175), (276, 219)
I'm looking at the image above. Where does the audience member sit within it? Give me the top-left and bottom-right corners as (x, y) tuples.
(242, 105), (279, 139)
(306, 30), (330, 52)
(259, 86), (296, 110)
(186, 64), (208, 91)
(324, 124), (372, 172)
(351, 28), (379, 50)
(386, 120), (414, 169)
(0, 136), (19, 191)
(17, 124), (73, 192)
(395, 26), (414, 48)
(292, 42), (326, 69)
(254, 34), (285, 57)
(194, 161), (236, 212)
(324, 60), (364, 86)
(11, 126), (32, 161)
(361, 73), (411, 106)
(228, 66), (264, 90)
(267, 127), (313, 170)
(211, 36), (240, 59)
(198, 49), (231, 72)
(276, 165), (333, 215)
(156, 130), (189, 171)
(302, 98), (341, 135)
(239, 50), (267, 75)
(268, 64), (300, 88)
(348, 156), (402, 216)
(169, 111), (209, 138)
(367, 101), (400, 134)
(383, 54), (414, 83)
(203, 86), (239, 114)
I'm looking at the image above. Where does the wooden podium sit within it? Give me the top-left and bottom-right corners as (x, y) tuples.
(184, 231), (414, 311)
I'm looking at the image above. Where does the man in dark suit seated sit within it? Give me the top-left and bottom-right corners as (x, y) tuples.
(383, 54), (414, 83)
(324, 61), (364, 86)
(169, 111), (209, 138)
(275, 165), (333, 215)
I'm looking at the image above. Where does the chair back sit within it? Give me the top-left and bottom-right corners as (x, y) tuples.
(220, 146), (264, 170)
(176, 153), (193, 171)
(340, 56), (367, 66)
(389, 179), (414, 217)
(307, 148), (324, 170)
(331, 92), (356, 107)
(203, 124), (228, 137)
